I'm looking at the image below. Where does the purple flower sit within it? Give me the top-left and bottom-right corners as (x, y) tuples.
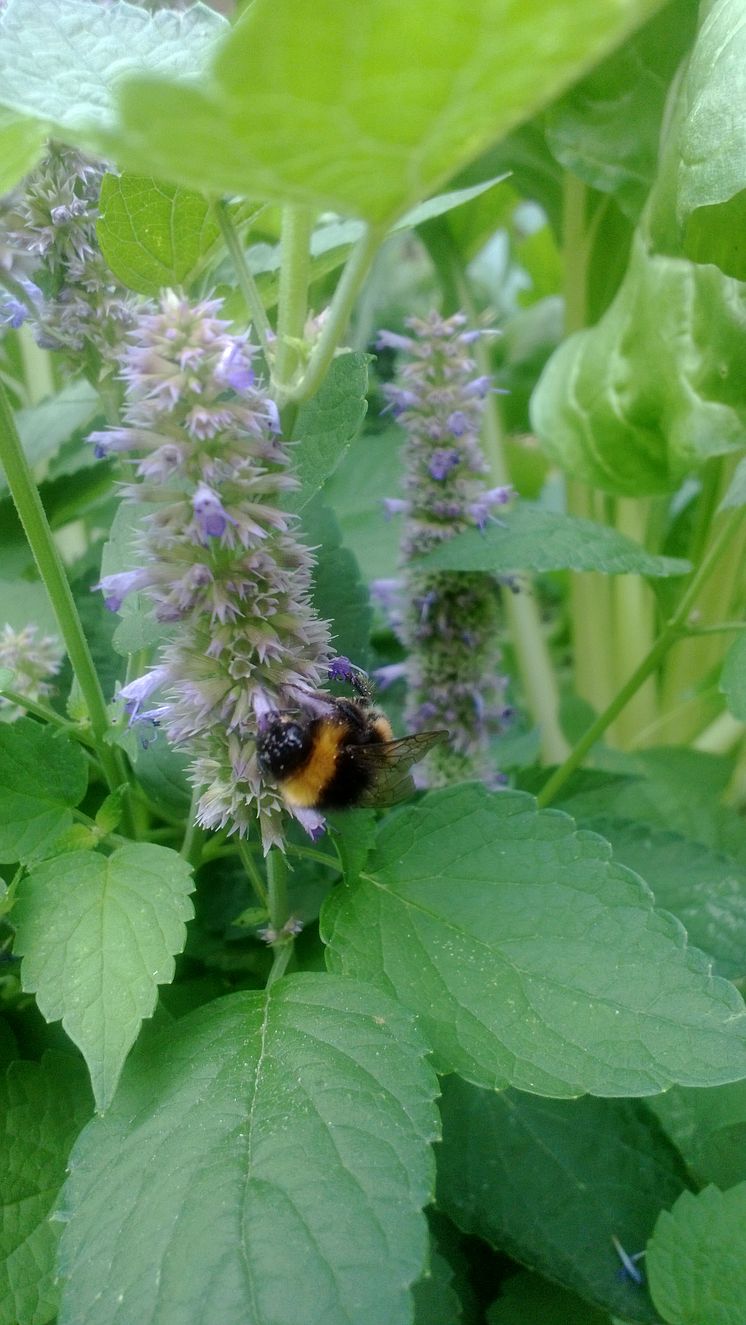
(91, 293), (333, 851)
(376, 310), (512, 786)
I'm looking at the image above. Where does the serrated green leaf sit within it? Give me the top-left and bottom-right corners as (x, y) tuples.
(413, 1245), (462, 1325)
(0, 1053), (92, 1325)
(438, 1077), (685, 1323)
(132, 735), (191, 821)
(720, 632), (746, 722)
(13, 844), (194, 1110)
(531, 231), (746, 495)
(0, 721), (87, 864)
(669, 0), (746, 279)
(0, 381), (100, 500)
(322, 785), (746, 1096)
(109, 0), (667, 226)
(97, 173), (220, 296)
(545, 0), (698, 220)
(414, 505), (691, 575)
(289, 353), (369, 511)
(647, 1183), (746, 1325)
(0, 0), (225, 188)
(487, 1270), (610, 1324)
(56, 974), (439, 1325)
(582, 816), (746, 980)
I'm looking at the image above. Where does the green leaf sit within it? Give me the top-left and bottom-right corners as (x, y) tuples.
(438, 1076), (685, 1322)
(647, 1078), (746, 1191)
(0, 380), (100, 500)
(97, 173), (220, 296)
(56, 975), (439, 1325)
(647, 1183), (746, 1325)
(13, 844), (194, 1110)
(487, 1271), (608, 1325)
(325, 425), (405, 582)
(413, 1244), (463, 1325)
(0, 0), (225, 189)
(112, 0), (668, 226)
(322, 785), (746, 1096)
(0, 106), (45, 194)
(414, 505), (691, 576)
(304, 499), (373, 671)
(289, 353), (369, 511)
(721, 632), (746, 722)
(0, 721), (87, 864)
(99, 501), (164, 656)
(670, 0), (746, 279)
(531, 231), (746, 494)
(718, 457), (746, 511)
(545, 0), (698, 219)
(582, 816), (746, 980)
(0, 1053), (92, 1325)
(132, 736), (191, 821)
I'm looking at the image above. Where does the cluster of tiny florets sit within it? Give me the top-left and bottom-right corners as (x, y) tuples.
(93, 292), (333, 851)
(376, 311), (513, 786)
(0, 624), (63, 722)
(1, 145), (137, 363)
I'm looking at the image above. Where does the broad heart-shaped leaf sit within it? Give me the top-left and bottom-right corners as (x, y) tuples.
(413, 505), (691, 576)
(669, 0), (746, 280)
(0, 1053), (92, 1325)
(288, 353), (369, 512)
(56, 975), (439, 1325)
(647, 1078), (746, 1191)
(96, 173), (220, 296)
(13, 844), (194, 1111)
(487, 1271), (608, 1324)
(531, 229), (746, 495)
(437, 1077), (687, 1323)
(582, 816), (746, 980)
(721, 632), (746, 722)
(545, 0), (698, 220)
(0, 721), (87, 864)
(647, 1184), (746, 1325)
(0, 0), (225, 188)
(322, 785), (746, 1096)
(109, 0), (667, 226)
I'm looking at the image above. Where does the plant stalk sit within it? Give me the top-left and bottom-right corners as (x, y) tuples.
(215, 200), (274, 363)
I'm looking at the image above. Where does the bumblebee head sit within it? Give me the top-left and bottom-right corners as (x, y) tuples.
(256, 714), (312, 779)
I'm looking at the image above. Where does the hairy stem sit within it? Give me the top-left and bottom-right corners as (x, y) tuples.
(266, 848), (293, 987)
(0, 379), (126, 800)
(286, 224), (382, 402)
(274, 205), (313, 390)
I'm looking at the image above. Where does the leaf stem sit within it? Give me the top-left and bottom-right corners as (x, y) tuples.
(215, 200), (274, 363)
(0, 686), (97, 747)
(285, 223), (381, 403)
(537, 511), (742, 807)
(266, 847), (292, 987)
(0, 379), (125, 799)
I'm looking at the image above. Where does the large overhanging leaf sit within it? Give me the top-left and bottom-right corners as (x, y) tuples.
(0, 0), (668, 224)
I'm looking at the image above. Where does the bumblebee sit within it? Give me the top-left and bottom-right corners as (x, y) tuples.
(256, 666), (447, 812)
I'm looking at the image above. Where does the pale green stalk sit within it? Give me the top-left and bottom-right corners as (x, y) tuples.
(274, 205), (313, 390)
(215, 200), (274, 364)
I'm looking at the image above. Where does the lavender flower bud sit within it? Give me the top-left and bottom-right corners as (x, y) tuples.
(379, 310), (513, 786)
(92, 292), (333, 851)
(0, 624), (63, 722)
(5, 145), (138, 366)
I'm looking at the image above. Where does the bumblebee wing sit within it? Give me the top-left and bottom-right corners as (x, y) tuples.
(350, 730), (448, 808)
